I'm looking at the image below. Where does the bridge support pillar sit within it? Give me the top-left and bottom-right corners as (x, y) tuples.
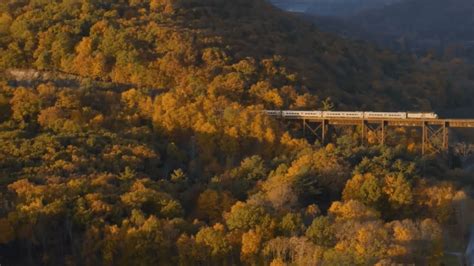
(362, 120), (386, 146)
(302, 120), (328, 145)
(361, 120), (366, 146)
(322, 119), (327, 145)
(303, 119), (306, 138)
(422, 121), (450, 155)
(422, 122), (427, 155)
(443, 121), (449, 151)
(381, 121), (386, 145)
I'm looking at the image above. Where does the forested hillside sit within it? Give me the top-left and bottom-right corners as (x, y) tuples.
(2, 0), (474, 110)
(0, 0), (473, 265)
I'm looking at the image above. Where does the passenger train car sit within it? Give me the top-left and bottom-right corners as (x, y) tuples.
(264, 110), (438, 119)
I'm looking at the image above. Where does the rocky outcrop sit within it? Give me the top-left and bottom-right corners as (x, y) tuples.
(6, 69), (81, 88)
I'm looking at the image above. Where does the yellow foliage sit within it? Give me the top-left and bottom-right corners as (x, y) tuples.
(85, 193), (113, 214)
(353, 222), (390, 258)
(37, 106), (66, 128)
(269, 257), (287, 266)
(342, 173), (382, 206)
(328, 200), (379, 222)
(73, 37), (95, 76)
(416, 182), (467, 224)
(0, 13), (12, 34)
(383, 175), (413, 209)
(407, 142), (416, 153)
(386, 244), (408, 258)
(213, 223), (225, 232)
(249, 81), (284, 108)
(10, 87), (40, 121)
(325, 143), (336, 153)
(393, 220), (418, 242)
(241, 229), (262, 259)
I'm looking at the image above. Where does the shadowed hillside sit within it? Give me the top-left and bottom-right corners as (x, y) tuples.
(349, 0), (474, 61)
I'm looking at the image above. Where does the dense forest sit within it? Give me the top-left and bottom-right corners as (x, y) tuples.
(0, 0), (473, 265)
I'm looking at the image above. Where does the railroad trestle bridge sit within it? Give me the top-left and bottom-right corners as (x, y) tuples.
(269, 114), (474, 155)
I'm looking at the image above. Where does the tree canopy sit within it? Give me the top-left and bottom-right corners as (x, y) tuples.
(0, 0), (472, 264)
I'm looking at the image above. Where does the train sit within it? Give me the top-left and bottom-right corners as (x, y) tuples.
(264, 110), (438, 119)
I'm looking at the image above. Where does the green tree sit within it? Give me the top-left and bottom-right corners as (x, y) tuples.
(305, 216), (335, 247)
(225, 202), (267, 231)
(10, 87), (41, 123)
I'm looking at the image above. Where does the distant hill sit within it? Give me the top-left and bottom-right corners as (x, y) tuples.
(270, 0), (313, 12)
(270, 0), (401, 17)
(306, 0), (401, 17)
(349, 0), (474, 59)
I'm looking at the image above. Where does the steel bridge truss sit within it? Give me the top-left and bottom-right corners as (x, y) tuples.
(361, 121), (387, 146)
(298, 118), (460, 155)
(302, 119), (328, 145)
(422, 122), (449, 155)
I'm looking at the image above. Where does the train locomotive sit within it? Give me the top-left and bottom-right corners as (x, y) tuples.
(264, 110), (438, 119)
